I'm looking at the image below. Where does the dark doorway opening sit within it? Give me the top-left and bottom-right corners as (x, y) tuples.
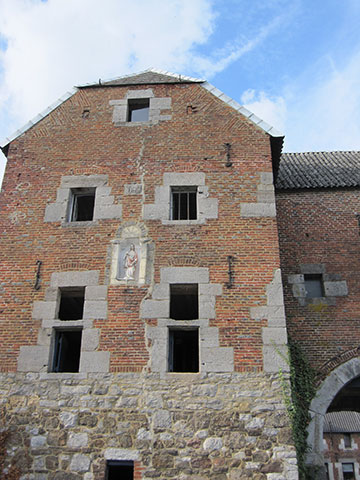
(106, 460), (134, 480)
(168, 329), (199, 372)
(52, 330), (82, 373)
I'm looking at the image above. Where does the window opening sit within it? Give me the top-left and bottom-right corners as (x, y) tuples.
(170, 284), (198, 320)
(106, 460), (134, 480)
(58, 287), (85, 320)
(127, 98), (149, 122)
(344, 433), (352, 448)
(171, 187), (197, 220)
(325, 463), (330, 480)
(304, 274), (324, 298)
(70, 188), (96, 222)
(52, 330), (82, 373)
(168, 329), (199, 373)
(342, 463), (355, 480)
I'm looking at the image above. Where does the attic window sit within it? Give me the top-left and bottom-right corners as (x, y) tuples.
(127, 98), (149, 122)
(69, 188), (96, 222)
(170, 284), (198, 320)
(168, 328), (199, 372)
(58, 287), (85, 320)
(106, 460), (134, 480)
(171, 187), (197, 220)
(304, 274), (324, 298)
(52, 329), (82, 373)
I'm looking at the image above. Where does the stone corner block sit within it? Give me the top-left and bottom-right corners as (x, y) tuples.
(79, 351), (110, 373)
(82, 329), (100, 351)
(140, 299), (169, 319)
(262, 327), (288, 345)
(32, 301), (57, 320)
(83, 300), (107, 319)
(324, 281), (348, 297)
(240, 203), (276, 217)
(263, 345), (289, 373)
(17, 346), (49, 372)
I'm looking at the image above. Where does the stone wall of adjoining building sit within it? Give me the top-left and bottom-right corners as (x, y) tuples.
(0, 372), (297, 479)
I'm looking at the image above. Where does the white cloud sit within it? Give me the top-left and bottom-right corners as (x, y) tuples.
(241, 89), (287, 134)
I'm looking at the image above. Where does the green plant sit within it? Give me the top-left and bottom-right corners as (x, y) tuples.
(279, 339), (317, 480)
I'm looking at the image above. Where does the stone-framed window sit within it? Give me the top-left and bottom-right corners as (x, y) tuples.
(288, 264), (348, 306)
(52, 329), (82, 373)
(58, 287), (85, 320)
(127, 98), (149, 122)
(143, 173), (218, 225)
(170, 186), (197, 220)
(18, 270), (110, 373)
(168, 328), (199, 372)
(44, 174), (122, 224)
(141, 267), (233, 374)
(341, 462), (355, 480)
(109, 88), (172, 126)
(68, 187), (96, 222)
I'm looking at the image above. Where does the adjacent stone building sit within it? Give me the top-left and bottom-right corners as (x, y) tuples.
(0, 69), (359, 479)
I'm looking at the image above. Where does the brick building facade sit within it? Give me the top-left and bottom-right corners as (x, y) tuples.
(0, 69), (359, 479)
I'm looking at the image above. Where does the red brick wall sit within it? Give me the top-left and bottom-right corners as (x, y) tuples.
(0, 82), (281, 372)
(276, 188), (360, 372)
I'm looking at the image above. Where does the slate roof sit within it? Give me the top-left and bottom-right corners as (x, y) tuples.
(324, 411), (360, 433)
(276, 151), (360, 189)
(79, 69), (204, 87)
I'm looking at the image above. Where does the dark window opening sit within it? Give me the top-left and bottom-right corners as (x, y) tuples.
(127, 99), (149, 122)
(171, 187), (197, 220)
(325, 463), (330, 480)
(344, 433), (352, 448)
(58, 287), (85, 320)
(304, 274), (324, 298)
(52, 330), (82, 373)
(342, 463), (355, 480)
(168, 329), (199, 373)
(70, 188), (96, 222)
(106, 460), (134, 480)
(170, 284), (198, 320)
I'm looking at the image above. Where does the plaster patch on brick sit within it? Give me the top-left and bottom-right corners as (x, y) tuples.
(44, 174), (122, 223)
(143, 267), (232, 374)
(240, 171), (276, 217)
(143, 172), (218, 224)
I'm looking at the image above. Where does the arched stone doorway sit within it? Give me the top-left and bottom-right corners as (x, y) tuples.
(306, 358), (360, 478)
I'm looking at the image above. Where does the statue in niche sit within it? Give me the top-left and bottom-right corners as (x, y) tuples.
(123, 243), (138, 280)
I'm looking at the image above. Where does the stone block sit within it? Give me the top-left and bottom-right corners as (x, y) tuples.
(198, 197), (218, 219)
(292, 284), (306, 298)
(95, 194), (114, 206)
(37, 328), (52, 346)
(82, 329), (100, 351)
(257, 191), (275, 203)
(126, 89), (154, 99)
(324, 281), (348, 296)
(32, 301), (57, 320)
(262, 327), (288, 345)
(287, 274), (304, 284)
(163, 172), (205, 186)
(143, 204), (168, 220)
(124, 184), (143, 195)
(199, 284), (222, 296)
(240, 203), (276, 217)
(85, 285), (108, 301)
(200, 327), (219, 348)
(112, 105), (127, 123)
(199, 298), (216, 318)
(150, 97), (171, 109)
(260, 172), (274, 184)
(79, 351), (110, 373)
(17, 346), (49, 372)
(153, 410), (172, 429)
(70, 454), (90, 472)
(44, 203), (66, 222)
(44, 287), (59, 301)
(67, 433), (88, 448)
(263, 345), (289, 373)
(51, 270), (99, 287)
(203, 437), (222, 451)
(201, 347), (234, 372)
(61, 174), (108, 188)
(160, 267), (209, 284)
(152, 283), (169, 300)
(109, 99), (127, 106)
(94, 204), (122, 220)
(83, 300), (107, 319)
(104, 448), (140, 461)
(140, 299), (169, 318)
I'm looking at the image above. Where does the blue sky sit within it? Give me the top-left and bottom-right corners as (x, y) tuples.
(1, 0), (360, 186)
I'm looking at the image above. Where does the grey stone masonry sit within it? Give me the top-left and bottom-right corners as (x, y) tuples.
(0, 371), (298, 479)
(250, 269), (289, 373)
(109, 88), (172, 125)
(288, 264), (348, 306)
(240, 171), (276, 217)
(142, 266), (233, 374)
(44, 174), (122, 223)
(143, 172), (218, 224)
(17, 270), (109, 373)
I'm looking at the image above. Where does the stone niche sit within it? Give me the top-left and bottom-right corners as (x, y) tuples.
(108, 223), (153, 286)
